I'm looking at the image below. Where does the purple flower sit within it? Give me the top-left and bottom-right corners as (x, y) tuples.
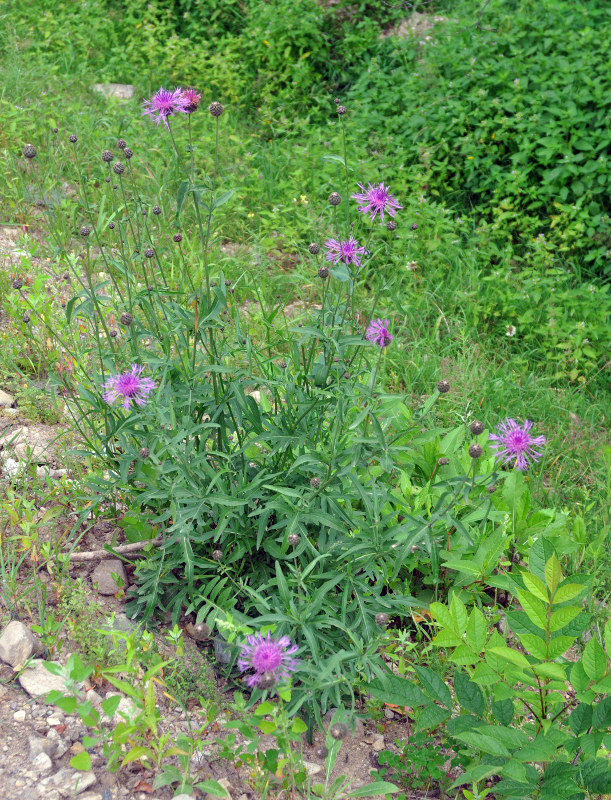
(143, 88), (188, 128)
(351, 182), (402, 223)
(324, 237), (367, 268)
(103, 365), (156, 411)
(365, 318), (393, 348)
(181, 88), (201, 113)
(489, 418), (545, 471)
(238, 631), (299, 689)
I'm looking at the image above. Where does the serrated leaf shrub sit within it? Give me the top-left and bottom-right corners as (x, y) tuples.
(17, 101), (539, 723)
(369, 542), (611, 799)
(349, 0), (611, 276)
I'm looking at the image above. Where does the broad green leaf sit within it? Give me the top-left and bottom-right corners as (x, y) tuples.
(121, 746), (154, 766)
(517, 589), (548, 630)
(546, 636), (574, 659)
(492, 698), (514, 726)
(549, 606), (582, 632)
(195, 780), (230, 797)
(450, 765), (498, 789)
(175, 180), (190, 219)
(456, 730), (511, 757)
(488, 646), (531, 669)
(292, 718), (308, 734)
(605, 617), (611, 656)
(432, 629), (463, 647)
(466, 607), (487, 653)
(591, 674), (611, 693)
(258, 719), (276, 734)
(592, 696), (611, 730)
(569, 703), (592, 735)
(532, 662), (568, 681)
(69, 751), (91, 771)
(522, 572), (548, 602)
(582, 637), (607, 681)
(544, 555), (563, 594)
(528, 538), (556, 583)
(473, 662), (499, 685)
(519, 634), (549, 660)
(429, 602), (456, 632)
(255, 701), (275, 716)
(414, 665), (452, 709)
(415, 703), (451, 732)
(570, 661), (590, 692)
(450, 594), (468, 635)
(101, 695), (121, 717)
(346, 781), (400, 797)
(450, 644), (479, 665)
(454, 669), (484, 715)
(368, 674), (429, 708)
(553, 583), (585, 604)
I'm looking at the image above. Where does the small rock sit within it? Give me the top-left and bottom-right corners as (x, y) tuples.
(19, 660), (69, 698)
(172, 795), (197, 800)
(91, 559), (127, 595)
(37, 768), (97, 797)
(0, 390), (15, 408)
(1, 456), (20, 476)
(384, 707), (395, 719)
(78, 795), (103, 800)
(104, 692), (138, 726)
(29, 732), (60, 760)
(13, 709), (26, 722)
(0, 620), (38, 668)
(371, 735), (385, 752)
(184, 621), (210, 641)
(303, 761), (323, 777)
(31, 752), (53, 775)
(92, 83), (135, 100)
(47, 713), (64, 727)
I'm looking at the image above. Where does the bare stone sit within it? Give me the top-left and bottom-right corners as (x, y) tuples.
(303, 761), (323, 777)
(31, 752), (53, 775)
(371, 734), (385, 752)
(19, 660), (69, 698)
(1, 424), (61, 464)
(29, 732), (60, 760)
(37, 768), (97, 796)
(13, 709), (26, 721)
(0, 390), (15, 408)
(0, 620), (38, 668)
(91, 559), (126, 595)
(92, 83), (134, 100)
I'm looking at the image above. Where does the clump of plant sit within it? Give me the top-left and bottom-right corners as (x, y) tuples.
(369, 542), (611, 799)
(12, 85), (554, 725)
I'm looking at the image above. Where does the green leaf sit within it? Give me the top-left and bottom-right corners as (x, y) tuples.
(368, 674), (429, 708)
(69, 751), (91, 771)
(101, 695), (121, 717)
(517, 589), (548, 630)
(492, 698), (514, 726)
(450, 594), (468, 635)
(528, 538), (557, 583)
(570, 661), (590, 692)
(568, 703), (592, 735)
(456, 730), (511, 757)
(415, 703), (451, 732)
(549, 606), (582, 632)
(346, 781), (400, 797)
(195, 779), (230, 797)
(414, 665), (452, 709)
(522, 572), (549, 602)
(532, 662), (568, 681)
(211, 188), (235, 209)
(258, 719), (276, 734)
(553, 583), (585, 604)
(582, 637), (607, 681)
(592, 696), (611, 731)
(454, 669), (485, 715)
(429, 602), (456, 632)
(466, 607), (487, 653)
(432, 629), (463, 647)
(472, 662), (499, 685)
(605, 618), (611, 657)
(545, 555), (563, 594)
(121, 746), (154, 766)
(519, 634), (549, 660)
(488, 646), (531, 669)
(547, 636), (574, 659)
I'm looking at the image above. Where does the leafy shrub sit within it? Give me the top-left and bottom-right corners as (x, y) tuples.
(349, 0), (611, 274)
(369, 544), (611, 798)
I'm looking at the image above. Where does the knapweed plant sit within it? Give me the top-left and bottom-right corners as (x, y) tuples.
(12, 89), (551, 723)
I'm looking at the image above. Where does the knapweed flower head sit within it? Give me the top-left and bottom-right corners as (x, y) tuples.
(365, 318), (393, 348)
(352, 182), (402, 223)
(324, 237), (366, 268)
(143, 87), (188, 128)
(238, 631), (299, 690)
(181, 87), (201, 113)
(103, 364), (156, 411)
(489, 418), (545, 471)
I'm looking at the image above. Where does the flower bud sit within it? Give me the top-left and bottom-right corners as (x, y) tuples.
(329, 723), (348, 740)
(469, 443), (483, 459)
(102, 150), (113, 163)
(469, 420), (484, 435)
(328, 192), (341, 206)
(437, 380), (450, 394)
(139, 447), (150, 459)
(209, 101), (224, 117)
(310, 477), (321, 488)
(375, 612), (389, 628)
(308, 242), (320, 255)
(120, 312), (133, 326)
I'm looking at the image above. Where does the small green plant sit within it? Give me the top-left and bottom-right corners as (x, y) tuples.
(376, 730), (457, 797)
(369, 543), (611, 798)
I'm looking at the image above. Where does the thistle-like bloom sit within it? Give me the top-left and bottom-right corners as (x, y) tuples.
(351, 182), (402, 223)
(365, 318), (393, 348)
(103, 365), (156, 411)
(489, 418), (545, 471)
(181, 88), (201, 113)
(238, 631), (299, 689)
(324, 237), (367, 268)
(143, 88), (188, 128)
